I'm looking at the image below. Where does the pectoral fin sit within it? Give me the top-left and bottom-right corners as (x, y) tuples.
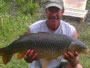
(17, 52), (25, 59)
(42, 59), (50, 68)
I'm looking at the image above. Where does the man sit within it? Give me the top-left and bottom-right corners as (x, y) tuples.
(24, 0), (83, 68)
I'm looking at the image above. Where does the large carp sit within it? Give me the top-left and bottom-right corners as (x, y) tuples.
(0, 33), (89, 64)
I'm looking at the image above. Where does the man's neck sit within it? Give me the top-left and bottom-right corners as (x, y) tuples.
(46, 20), (60, 32)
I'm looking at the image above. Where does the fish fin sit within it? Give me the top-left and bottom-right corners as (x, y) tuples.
(68, 42), (76, 53)
(0, 48), (13, 64)
(17, 52), (25, 59)
(42, 59), (49, 68)
(2, 54), (13, 64)
(0, 48), (5, 56)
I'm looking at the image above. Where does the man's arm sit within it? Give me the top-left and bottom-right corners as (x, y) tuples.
(64, 51), (83, 68)
(27, 29), (32, 34)
(72, 30), (78, 39)
(64, 30), (83, 68)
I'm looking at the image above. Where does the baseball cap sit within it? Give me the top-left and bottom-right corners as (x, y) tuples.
(45, 0), (64, 9)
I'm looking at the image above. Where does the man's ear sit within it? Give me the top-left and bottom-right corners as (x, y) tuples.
(61, 8), (64, 15)
(62, 7), (64, 13)
(60, 11), (64, 16)
(45, 9), (49, 16)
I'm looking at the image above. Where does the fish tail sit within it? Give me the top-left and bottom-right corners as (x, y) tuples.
(0, 48), (13, 64)
(0, 48), (6, 56)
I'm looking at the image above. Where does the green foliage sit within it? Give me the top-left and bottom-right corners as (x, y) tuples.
(15, 0), (39, 15)
(87, 1), (90, 8)
(0, 0), (40, 68)
(73, 23), (90, 68)
(0, 14), (36, 47)
(0, 0), (39, 15)
(23, 3), (39, 15)
(0, 8), (41, 47)
(0, 1), (41, 66)
(0, 1), (11, 15)
(87, 1), (90, 4)
(0, 16), (26, 47)
(0, 1), (8, 14)
(0, 57), (28, 68)
(14, 0), (25, 8)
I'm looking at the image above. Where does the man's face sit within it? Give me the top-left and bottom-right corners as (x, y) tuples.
(46, 7), (64, 24)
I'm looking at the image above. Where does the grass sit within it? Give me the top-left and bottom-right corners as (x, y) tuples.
(0, 13), (40, 47)
(0, 1), (41, 67)
(0, 15), (29, 67)
(73, 23), (90, 68)
(0, 12), (41, 68)
(0, 21), (90, 68)
(0, 57), (28, 68)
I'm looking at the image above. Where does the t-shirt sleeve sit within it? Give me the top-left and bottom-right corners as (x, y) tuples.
(69, 25), (76, 37)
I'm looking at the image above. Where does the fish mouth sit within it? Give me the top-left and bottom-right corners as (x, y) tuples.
(83, 49), (89, 54)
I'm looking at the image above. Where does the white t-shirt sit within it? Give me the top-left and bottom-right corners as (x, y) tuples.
(29, 20), (76, 68)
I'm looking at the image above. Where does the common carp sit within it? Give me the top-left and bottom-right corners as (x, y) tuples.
(0, 33), (89, 64)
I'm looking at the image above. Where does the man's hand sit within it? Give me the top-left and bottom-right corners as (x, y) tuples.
(64, 51), (79, 67)
(24, 49), (40, 63)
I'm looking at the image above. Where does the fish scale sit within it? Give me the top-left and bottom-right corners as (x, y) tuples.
(0, 33), (88, 64)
